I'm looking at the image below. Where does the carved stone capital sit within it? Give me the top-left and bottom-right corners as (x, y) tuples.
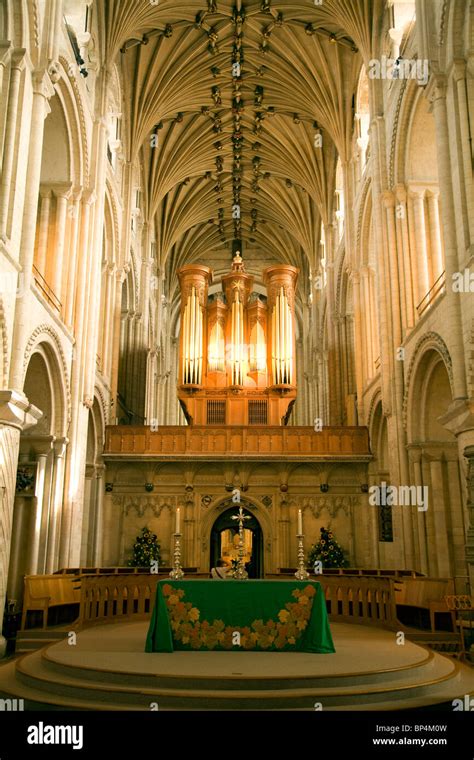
(0, 390), (42, 432)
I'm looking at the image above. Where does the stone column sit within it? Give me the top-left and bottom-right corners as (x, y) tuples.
(463, 446), (474, 589)
(359, 267), (371, 380)
(0, 42), (12, 105)
(421, 453), (436, 575)
(102, 264), (115, 378)
(9, 71), (55, 389)
(427, 75), (467, 400)
(51, 184), (72, 304)
(395, 185), (415, 329)
(35, 187), (52, 275)
(63, 188), (82, 329)
(92, 465), (105, 566)
(444, 448), (467, 579)
(0, 50), (26, 241)
(6, 484), (33, 609)
(410, 189), (430, 302)
(0, 391), (41, 657)
(183, 487), (195, 569)
(110, 267), (127, 420)
(426, 190), (444, 283)
(426, 450), (451, 577)
(278, 497), (291, 571)
(409, 447), (428, 575)
(44, 438), (68, 574)
(27, 440), (53, 574)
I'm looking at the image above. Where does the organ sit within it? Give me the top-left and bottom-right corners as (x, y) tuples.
(178, 254), (298, 425)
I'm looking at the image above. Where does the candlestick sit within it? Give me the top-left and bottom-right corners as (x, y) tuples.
(169, 531), (184, 580)
(294, 533), (309, 581)
(175, 507), (180, 534)
(297, 508), (303, 535)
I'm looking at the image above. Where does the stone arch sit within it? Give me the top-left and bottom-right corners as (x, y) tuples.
(22, 325), (71, 432)
(56, 58), (89, 185)
(368, 397), (390, 475)
(407, 346), (454, 445)
(403, 332), (454, 438)
(22, 335), (69, 438)
(404, 338), (465, 577)
(200, 494), (274, 573)
(7, 336), (68, 601)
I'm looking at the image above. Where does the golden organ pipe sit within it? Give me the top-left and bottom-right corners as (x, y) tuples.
(193, 288), (197, 384)
(271, 306), (275, 383)
(287, 297), (292, 384)
(184, 295), (189, 383)
(280, 288), (284, 382)
(197, 296), (202, 384)
(182, 301), (186, 383)
(191, 287), (196, 383)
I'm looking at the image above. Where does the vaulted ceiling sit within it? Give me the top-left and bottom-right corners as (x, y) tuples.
(97, 0), (383, 289)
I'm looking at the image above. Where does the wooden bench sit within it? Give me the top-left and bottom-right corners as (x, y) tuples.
(444, 595), (474, 658)
(392, 578), (455, 631)
(21, 574), (82, 630)
(53, 567), (201, 575)
(277, 568), (422, 578)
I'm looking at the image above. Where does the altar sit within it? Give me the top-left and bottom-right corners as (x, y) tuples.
(145, 580), (335, 654)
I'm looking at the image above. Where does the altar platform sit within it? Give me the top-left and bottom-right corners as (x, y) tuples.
(1, 620), (474, 710)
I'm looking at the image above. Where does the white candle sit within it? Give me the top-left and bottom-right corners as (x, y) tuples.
(176, 507), (181, 534)
(297, 509), (303, 535)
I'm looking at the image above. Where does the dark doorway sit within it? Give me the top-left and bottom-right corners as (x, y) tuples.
(210, 505), (264, 578)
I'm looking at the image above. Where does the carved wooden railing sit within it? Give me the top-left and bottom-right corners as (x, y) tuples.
(104, 425), (371, 459)
(74, 574), (398, 629)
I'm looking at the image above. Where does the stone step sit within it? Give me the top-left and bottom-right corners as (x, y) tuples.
(5, 645), (466, 710)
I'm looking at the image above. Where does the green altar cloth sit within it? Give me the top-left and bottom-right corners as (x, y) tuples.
(145, 580), (335, 653)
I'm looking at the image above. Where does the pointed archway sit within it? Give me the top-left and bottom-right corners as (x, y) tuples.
(209, 504), (264, 578)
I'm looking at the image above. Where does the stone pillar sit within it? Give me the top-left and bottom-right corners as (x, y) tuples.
(110, 267), (126, 420)
(444, 448), (467, 579)
(0, 42), (12, 106)
(183, 487), (195, 568)
(102, 264), (115, 378)
(51, 184), (72, 303)
(35, 187), (52, 275)
(410, 189), (430, 301)
(9, 71), (55, 389)
(395, 185), (415, 329)
(27, 441), (53, 574)
(463, 446), (474, 590)
(45, 438), (68, 573)
(359, 267), (371, 380)
(0, 50), (26, 241)
(92, 465), (105, 566)
(278, 492), (290, 570)
(6, 493), (31, 608)
(409, 447), (429, 575)
(426, 190), (444, 283)
(63, 188), (82, 329)
(0, 391), (41, 657)
(421, 454), (436, 575)
(427, 451), (451, 577)
(428, 76), (467, 400)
